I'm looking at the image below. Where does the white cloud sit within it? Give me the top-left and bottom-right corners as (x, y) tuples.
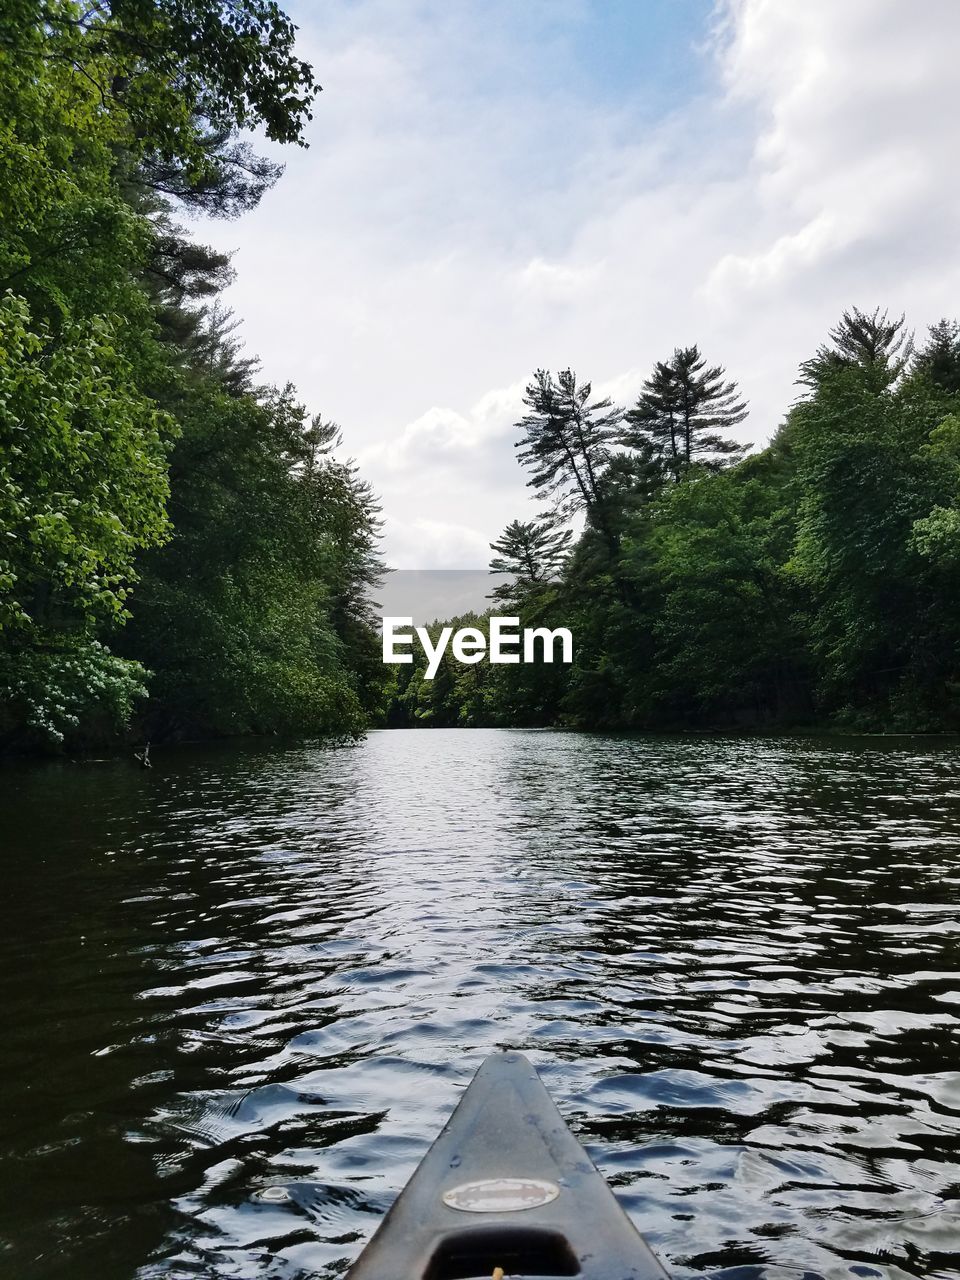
(201, 0), (960, 566)
(517, 258), (606, 300)
(382, 518), (497, 572)
(711, 0), (960, 295)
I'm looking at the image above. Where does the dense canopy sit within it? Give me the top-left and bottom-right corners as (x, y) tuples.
(0, 1), (383, 751)
(390, 311), (960, 734)
(3, 5), (958, 749)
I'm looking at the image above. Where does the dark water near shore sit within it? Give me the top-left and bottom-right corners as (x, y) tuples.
(1, 729), (959, 1280)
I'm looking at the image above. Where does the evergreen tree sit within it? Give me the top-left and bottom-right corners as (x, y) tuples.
(299, 416), (387, 718)
(514, 369), (621, 545)
(798, 307), (913, 391)
(624, 345), (747, 480)
(913, 319), (960, 396)
(489, 518), (571, 600)
(622, 360), (679, 473)
(590, 446), (664, 541)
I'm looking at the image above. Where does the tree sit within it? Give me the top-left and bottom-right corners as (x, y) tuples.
(1, 0), (392, 753)
(120, 379), (379, 741)
(911, 415), (960, 571)
(2, 0), (320, 215)
(623, 345), (748, 481)
(798, 307), (913, 392)
(488, 518), (570, 603)
(789, 306), (960, 727)
(0, 295), (172, 638)
(0, 295), (172, 748)
(298, 415), (387, 718)
(514, 368), (621, 547)
(637, 463), (807, 725)
(912, 319), (960, 397)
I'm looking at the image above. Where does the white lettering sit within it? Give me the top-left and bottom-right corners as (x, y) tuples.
(417, 625), (453, 680)
(381, 617), (574, 675)
(382, 617), (414, 664)
(489, 616), (521, 664)
(452, 627), (486, 663)
(523, 627), (573, 664)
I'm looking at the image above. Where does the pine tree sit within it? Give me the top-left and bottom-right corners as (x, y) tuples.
(515, 369), (620, 518)
(514, 368), (623, 556)
(301, 424), (386, 716)
(136, 132), (285, 218)
(623, 360), (679, 473)
(913, 319), (960, 396)
(489, 518), (571, 604)
(798, 307), (913, 391)
(623, 345), (747, 481)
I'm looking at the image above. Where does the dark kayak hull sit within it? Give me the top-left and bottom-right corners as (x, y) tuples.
(346, 1051), (669, 1279)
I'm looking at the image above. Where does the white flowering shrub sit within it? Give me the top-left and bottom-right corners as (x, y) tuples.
(0, 642), (149, 749)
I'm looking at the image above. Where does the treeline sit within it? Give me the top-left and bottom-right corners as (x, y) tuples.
(389, 314), (960, 732)
(0, 1), (384, 752)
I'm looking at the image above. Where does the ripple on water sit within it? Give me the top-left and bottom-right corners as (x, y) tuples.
(1, 730), (959, 1279)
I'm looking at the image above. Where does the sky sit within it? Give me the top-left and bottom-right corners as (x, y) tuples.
(197, 0), (960, 569)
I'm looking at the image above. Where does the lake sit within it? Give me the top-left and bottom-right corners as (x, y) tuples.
(1, 729), (958, 1279)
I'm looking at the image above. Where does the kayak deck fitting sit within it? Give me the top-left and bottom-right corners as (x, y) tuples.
(346, 1051), (669, 1279)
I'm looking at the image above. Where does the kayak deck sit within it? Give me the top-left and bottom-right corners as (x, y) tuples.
(346, 1051), (669, 1279)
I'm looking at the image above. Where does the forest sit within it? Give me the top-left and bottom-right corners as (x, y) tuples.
(0, 0), (384, 753)
(389, 316), (960, 733)
(3, 4), (959, 754)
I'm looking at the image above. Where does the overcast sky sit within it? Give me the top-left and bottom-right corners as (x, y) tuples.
(196, 0), (960, 568)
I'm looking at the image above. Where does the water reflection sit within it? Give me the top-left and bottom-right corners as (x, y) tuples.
(1, 730), (958, 1279)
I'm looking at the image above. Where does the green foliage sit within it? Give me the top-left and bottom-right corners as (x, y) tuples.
(911, 414), (960, 568)
(0, 293), (172, 636)
(2, 1), (319, 214)
(122, 384), (378, 740)
(912, 321), (960, 396)
(489, 517), (571, 606)
(0, 10), (148, 322)
(798, 307), (913, 393)
(624, 344), (748, 481)
(387, 313), (960, 734)
(1, 0), (385, 754)
(0, 640), (148, 747)
(389, 614), (484, 728)
(386, 611), (570, 729)
(636, 466), (805, 722)
(515, 368), (622, 548)
(788, 319), (960, 726)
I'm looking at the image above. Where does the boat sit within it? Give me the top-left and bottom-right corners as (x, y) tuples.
(346, 1050), (670, 1279)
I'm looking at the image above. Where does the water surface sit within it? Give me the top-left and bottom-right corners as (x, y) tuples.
(1, 730), (959, 1279)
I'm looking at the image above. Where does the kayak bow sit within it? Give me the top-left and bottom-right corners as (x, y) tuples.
(346, 1051), (669, 1279)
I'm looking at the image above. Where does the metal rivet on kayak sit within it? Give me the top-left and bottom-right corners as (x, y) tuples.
(258, 1185), (291, 1203)
(442, 1177), (560, 1213)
